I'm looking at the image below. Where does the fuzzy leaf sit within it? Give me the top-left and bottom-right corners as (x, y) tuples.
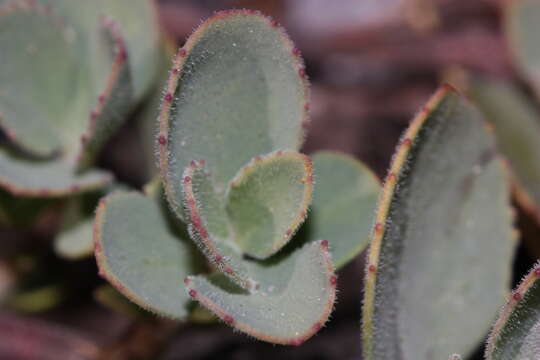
(76, 17), (134, 168)
(94, 191), (197, 319)
(362, 85), (515, 360)
(505, 0), (540, 98)
(486, 262), (540, 360)
(226, 151), (313, 259)
(137, 42), (176, 180)
(466, 76), (540, 224)
(158, 10), (309, 221)
(307, 151), (380, 269)
(0, 3), (79, 155)
(185, 240), (336, 345)
(182, 160), (256, 290)
(40, 0), (161, 100)
(0, 150), (112, 196)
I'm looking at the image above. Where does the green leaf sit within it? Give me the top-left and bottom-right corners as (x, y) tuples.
(94, 191), (198, 319)
(76, 17), (134, 168)
(0, 149), (112, 196)
(55, 217), (93, 261)
(54, 198), (94, 260)
(362, 85), (516, 360)
(0, 0), (156, 172)
(185, 240), (336, 345)
(158, 9), (309, 221)
(486, 262), (540, 360)
(466, 76), (540, 224)
(505, 0), (540, 98)
(307, 151), (380, 269)
(226, 151), (312, 259)
(182, 160), (255, 290)
(137, 42), (176, 181)
(0, 2), (79, 155)
(38, 0), (161, 100)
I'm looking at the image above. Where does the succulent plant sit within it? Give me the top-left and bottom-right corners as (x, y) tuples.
(0, 0), (161, 198)
(94, 10), (380, 345)
(361, 85), (516, 360)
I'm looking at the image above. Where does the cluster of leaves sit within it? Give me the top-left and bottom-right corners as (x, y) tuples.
(94, 10), (380, 345)
(3, 0), (540, 358)
(362, 0), (540, 359)
(0, 0), (165, 314)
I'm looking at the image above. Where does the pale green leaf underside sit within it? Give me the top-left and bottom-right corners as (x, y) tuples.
(185, 240), (335, 344)
(309, 151), (380, 269)
(365, 89), (515, 360)
(162, 11), (307, 219)
(94, 191), (196, 319)
(487, 264), (540, 360)
(506, 0), (540, 97)
(468, 77), (540, 218)
(0, 150), (111, 196)
(0, 6), (79, 155)
(226, 151), (312, 259)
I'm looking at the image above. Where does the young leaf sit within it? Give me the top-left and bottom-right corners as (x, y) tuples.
(226, 151), (313, 259)
(362, 85), (515, 360)
(182, 160), (255, 290)
(185, 240), (336, 345)
(158, 9), (309, 221)
(485, 262), (540, 360)
(307, 151), (380, 269)
(94, 191), (198, 319)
